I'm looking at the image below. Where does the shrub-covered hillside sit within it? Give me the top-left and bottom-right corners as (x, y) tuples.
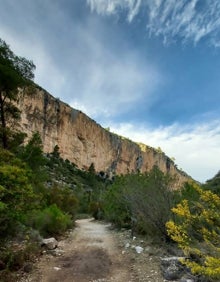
(203, 171), (220, 194)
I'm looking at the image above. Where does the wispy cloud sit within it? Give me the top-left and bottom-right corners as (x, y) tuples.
(88, 0), (142, 21)
(0, 1), (162, 119)
(70, 39), (161, 118)
(65, 18), (162, 119)
(1, 1), (219, 182)
(87, 0), (220, 47)
(104, 120), (220, 182)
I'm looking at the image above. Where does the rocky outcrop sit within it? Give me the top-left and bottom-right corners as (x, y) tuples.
(17, 86), (189, 187)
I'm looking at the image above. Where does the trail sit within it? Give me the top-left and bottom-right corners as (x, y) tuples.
(25, 219), (133, 282)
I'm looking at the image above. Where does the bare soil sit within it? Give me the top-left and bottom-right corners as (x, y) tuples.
(19, 218), (168, 282)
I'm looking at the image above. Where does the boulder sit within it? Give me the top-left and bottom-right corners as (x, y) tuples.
(23, 262), (33, 273)
(135, 246), (144, 254)
(41, 238), (58, 250)
(161, 256), (185, 281)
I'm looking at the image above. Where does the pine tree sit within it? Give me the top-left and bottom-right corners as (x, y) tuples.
(0, 38), (35, 148)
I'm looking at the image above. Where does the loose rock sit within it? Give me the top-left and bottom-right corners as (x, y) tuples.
(41, 238), (58, 250)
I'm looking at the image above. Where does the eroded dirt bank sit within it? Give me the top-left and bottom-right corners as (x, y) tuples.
(20, 218), (166, 282)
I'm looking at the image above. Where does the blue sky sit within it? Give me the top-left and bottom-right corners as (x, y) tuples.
(1, 0), (220, 182)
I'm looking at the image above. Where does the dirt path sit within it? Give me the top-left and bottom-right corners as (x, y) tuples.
(21, 218), (166, 282)
(24, 219), (133, 282)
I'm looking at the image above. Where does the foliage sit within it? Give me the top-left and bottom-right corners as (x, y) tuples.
(17, 132), (48, 189)
(203, 171), (220, 195)
(18, 132), (45, 171)
(103, 175), (131, 227)
(89, 201), (103, 220)
(1, 241), (40, 271)
(0, 138), (81, 240)
(88, 162), (95, 174)
(0, 38), (35, 148)
(29, 204), (73, 236)
(46, 184), (78, 218)
(166, 182), (220, 280)
(45, 146), (106, 214)
(0, 148), (37, 239)
(103, 166), (177, 240)
(51, 144), (60, 159)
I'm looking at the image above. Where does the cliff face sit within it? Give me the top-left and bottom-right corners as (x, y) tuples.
(17, 87), (189, 186)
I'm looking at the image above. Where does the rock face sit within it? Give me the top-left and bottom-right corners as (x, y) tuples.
(17, 87), (189, 187)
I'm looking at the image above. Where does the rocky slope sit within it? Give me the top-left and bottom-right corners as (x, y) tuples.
(17, 86), (189, 187)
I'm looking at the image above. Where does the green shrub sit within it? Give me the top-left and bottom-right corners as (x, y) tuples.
(103, 177), (131, 228)
(103, 167), (177, 240)
(0, 150), (37, 239)
(0, 240), (40, 276)
(47, 185), (78, 218)
(89, 201), (103, 220)
(31, 204), (72, 236)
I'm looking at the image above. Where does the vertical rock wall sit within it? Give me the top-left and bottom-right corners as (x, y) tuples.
(17, 87), (189, 187)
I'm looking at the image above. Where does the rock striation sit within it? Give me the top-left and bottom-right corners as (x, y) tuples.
(17, 86), (189, 187)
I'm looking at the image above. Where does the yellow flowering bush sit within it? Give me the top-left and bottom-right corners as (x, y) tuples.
(166, 183), (220, 280)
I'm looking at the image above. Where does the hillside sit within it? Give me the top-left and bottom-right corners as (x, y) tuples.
(203, 170), (220, 193)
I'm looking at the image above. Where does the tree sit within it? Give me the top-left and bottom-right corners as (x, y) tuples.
(203, 171), (220, 195)
(124, 166), (177, 239)
(0, 148), (37, 239)
(103, 167), (177, 239)
(0, 38), (35, 148)
(17, 132), (48, 194)
(166, 183), (220, 280)
(51, 145), (60, 159)
(103, 174), (131, 227)
(88, 162), (95, 174)
(19, 132), (45, 172)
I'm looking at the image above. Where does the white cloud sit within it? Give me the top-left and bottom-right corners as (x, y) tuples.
(127, 0), (142, 22)
(1, 1), (219, 184)
(87, 0), (220, 47)
(0, 3), (162, 119)
(104, 120), (220, 183)
(65, 20), (162, 119)
(88, 0), (121, 15)
(70, 50), (161, 118)
(87, 0), (143, 21)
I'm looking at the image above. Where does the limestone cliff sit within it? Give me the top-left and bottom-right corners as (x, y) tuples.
(17, 87), (189, 187)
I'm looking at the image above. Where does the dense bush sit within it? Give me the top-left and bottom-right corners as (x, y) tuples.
(1, 241), (40, 271)
(29, 204), (73, 237)
(89, 201), (103, 220)
(0, 149), (37, 240)
(203, 171), (220, 195)
(103, 175), (131, 227)
(103, 166), (177, 240)
(46, 184), (78, 218)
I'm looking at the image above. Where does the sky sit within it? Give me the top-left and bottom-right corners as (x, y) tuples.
(0, 0), (220, 183)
